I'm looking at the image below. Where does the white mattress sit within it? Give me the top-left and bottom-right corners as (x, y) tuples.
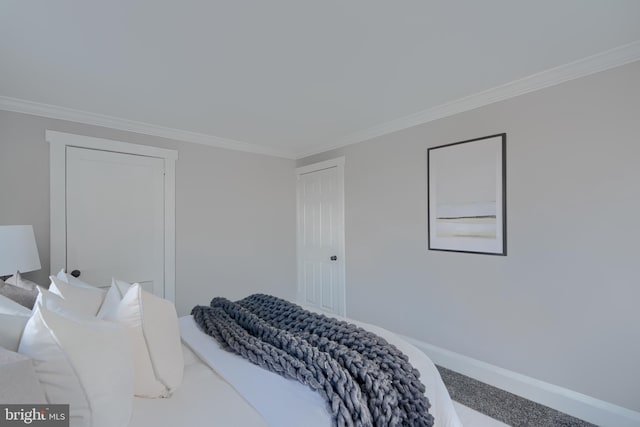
(175, 312), (463, 427)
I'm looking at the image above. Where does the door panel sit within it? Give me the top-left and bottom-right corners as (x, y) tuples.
(297, 165), (345, 315)
(303, 262), (316, 305)
(66, 147), (165, 296)
(321, 263), (334, 310)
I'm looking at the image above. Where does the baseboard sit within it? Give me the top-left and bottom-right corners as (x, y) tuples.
(402, 336), (640, 427)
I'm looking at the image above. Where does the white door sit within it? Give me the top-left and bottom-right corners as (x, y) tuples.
(49, 131), (177, 301)
(296, 158), (345, 316)
(64, 146), (165, 296)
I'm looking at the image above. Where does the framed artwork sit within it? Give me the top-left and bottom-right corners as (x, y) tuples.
(428, 133), (506, 255)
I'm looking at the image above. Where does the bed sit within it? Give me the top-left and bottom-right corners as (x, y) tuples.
(130, 313), (463, 427)
(1, 274), (463, 427)
(129, 337), (269, 427)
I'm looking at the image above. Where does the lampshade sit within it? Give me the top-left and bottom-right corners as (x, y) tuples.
(0, 225), (42, 277)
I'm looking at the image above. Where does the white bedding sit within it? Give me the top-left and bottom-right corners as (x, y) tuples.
(177, 311), (463, 427)
(3, 290), (463, 426)
(129, 343), (267, 427)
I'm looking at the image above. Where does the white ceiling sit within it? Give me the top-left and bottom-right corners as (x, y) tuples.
(1, 1), (640, 158)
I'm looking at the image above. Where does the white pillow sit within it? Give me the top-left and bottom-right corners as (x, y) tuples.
(96, 278), (132, 319)
(48, 276), (105, 316)
(0, 313), (30, 352)
(56, 268), (103, 290)
(0, 347), (47, 404)
(106, 283), (183, 397)
(0, 293), (32, 316)
(0, 294), (31, 352)
(34, 286), (81, 318)
(112, 278), (133, 296)
(18, 304), (133, 427)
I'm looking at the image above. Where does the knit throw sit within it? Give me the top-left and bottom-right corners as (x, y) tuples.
(191, 294), (434, 427)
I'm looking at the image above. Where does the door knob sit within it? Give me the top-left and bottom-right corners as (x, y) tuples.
(330, 255), (337, 261)
(70, 270), (81, 278)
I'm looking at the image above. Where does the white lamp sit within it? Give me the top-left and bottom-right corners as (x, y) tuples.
(0, 225), (42, 288)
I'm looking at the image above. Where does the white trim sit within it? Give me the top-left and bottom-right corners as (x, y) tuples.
(47, 130), (178, 302)
(295, 156), (345, 175)
(49, 138), (66, 280)
(163, 158), (176, 302)
(295, 41), (640, 158)
(402, 335), (640, 427)
(2, 42), (639, 160)
(0, 96), (295, 159)
(295, 157), (347, 317)
(335, 161), (346, 317)
(46, 130), (178, 160)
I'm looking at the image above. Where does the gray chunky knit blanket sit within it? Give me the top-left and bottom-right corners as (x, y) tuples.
(191, 294), (434, 427)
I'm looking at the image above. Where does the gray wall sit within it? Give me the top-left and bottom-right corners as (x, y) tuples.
(0, 110), (297, 316)
(298, 61), (640, 411)
(2, 61), (638, 413)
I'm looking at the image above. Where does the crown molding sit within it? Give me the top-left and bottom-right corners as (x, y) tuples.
(1, 41), (639, 160)
(0, 96), (296, 159)
(296, 40), (640, 159)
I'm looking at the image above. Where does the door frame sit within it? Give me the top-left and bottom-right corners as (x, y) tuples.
(295, 156), (346, 316)
(47, 130), (178, 301)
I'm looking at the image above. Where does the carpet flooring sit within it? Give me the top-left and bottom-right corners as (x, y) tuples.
(436, 366), (598, 427)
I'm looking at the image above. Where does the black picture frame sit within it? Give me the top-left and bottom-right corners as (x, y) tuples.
(427, 133), (507, 256)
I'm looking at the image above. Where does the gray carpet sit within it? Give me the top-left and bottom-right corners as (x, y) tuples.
(436, 366), (597, 427)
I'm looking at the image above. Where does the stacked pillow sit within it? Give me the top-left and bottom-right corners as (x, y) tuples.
(0, 294), (31, 351)
(56, 269), (105, 291)
(0, 346), (47, 404)
(0, 271), (184, 427)
(0, 293), (32, 316)
(96, 278), (132, 319)
(99, 280), (184, 397)
(20, 300), (133, 427)
(48, 276), (105, 316)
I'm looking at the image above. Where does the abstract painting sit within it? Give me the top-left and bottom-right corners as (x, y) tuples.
(428, 133), (506, 255)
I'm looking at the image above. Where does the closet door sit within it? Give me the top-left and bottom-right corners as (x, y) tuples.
(64, 146), (165, 296)
(49, 131), (177, 300)
(296, 158), (345, 316)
